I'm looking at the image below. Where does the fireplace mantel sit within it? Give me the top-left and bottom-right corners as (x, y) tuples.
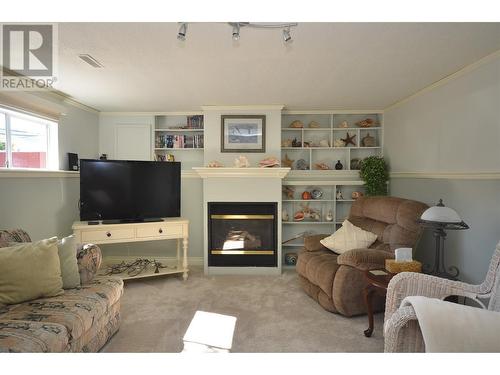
(192, 167), (290, 179)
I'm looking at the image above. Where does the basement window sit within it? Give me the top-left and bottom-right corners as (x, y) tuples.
(0, 107), (58, 170)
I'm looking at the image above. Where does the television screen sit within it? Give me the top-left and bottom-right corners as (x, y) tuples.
(79, 159), (181, 221)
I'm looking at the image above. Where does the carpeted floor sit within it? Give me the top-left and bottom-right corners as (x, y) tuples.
(102, 267), (384, 352)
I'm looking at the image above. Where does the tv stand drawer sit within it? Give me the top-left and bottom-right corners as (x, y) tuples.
(136, 224), (183, 239)
(81, 228), (135, 242)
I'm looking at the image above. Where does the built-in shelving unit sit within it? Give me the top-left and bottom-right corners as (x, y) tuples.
(281, 112), (383, 173)
(281, 180), (365, 268)
(153, 114), (204, 169)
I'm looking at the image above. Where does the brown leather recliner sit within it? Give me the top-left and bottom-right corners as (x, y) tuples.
(296, 196), (428, 317)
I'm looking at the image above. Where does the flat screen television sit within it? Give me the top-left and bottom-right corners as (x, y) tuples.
(79, 159), (181, 222)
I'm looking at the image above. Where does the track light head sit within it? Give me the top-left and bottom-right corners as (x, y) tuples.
(232, 23), (240, 41)
(177, 23), (187, 41)
(283, 27), (292, 43)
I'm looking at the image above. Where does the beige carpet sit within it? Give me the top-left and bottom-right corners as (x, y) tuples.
(102, 267), (384, 352)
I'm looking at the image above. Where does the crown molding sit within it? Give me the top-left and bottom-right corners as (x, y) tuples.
(282, 109), (384, 115)
(201, 105), (285, 111)
(385, 48), (500, 112)
(99, 111), (203, 116)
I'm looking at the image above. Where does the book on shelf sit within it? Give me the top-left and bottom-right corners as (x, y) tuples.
(186, 115), (204, 129)
(157, 134), (204, 149)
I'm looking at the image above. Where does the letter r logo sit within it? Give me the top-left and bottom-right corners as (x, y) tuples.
(2, 24), (53, 76)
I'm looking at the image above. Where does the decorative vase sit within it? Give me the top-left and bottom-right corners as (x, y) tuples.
(335, 160), (343, 170)
(325, 210), (334, 222)
(284, 252), (299, 266)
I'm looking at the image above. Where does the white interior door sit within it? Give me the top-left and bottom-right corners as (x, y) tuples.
(114, 124), (151, 160)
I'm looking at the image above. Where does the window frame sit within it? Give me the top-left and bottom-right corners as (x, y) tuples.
(0, 107), (59, 170)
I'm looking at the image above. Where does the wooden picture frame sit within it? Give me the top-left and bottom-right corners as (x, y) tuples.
(221, 115), (266, 153)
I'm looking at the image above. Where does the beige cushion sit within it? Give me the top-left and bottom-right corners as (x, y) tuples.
(320, 220), (378, 255)
(0, 237), (64, 305)
(57, 235), (81, 289)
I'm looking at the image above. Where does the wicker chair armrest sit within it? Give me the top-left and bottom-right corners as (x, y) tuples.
(385, 272), (482, 323)
(383, 305), (419, 352)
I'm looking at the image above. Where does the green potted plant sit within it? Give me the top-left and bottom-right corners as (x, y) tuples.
(359, 156), (389, 196)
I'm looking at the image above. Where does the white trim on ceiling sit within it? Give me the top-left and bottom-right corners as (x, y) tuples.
(201, 105), (285, 111)
(390, 172), (500, 180)
(99, 111), (204, 116)
(282, 109), (384, 115)
(384, 48), (500, 112)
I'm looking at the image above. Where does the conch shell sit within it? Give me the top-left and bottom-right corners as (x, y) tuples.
(234, 155), (250, 168)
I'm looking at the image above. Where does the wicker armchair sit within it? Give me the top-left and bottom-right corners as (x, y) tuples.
(384, 242), (500, 352)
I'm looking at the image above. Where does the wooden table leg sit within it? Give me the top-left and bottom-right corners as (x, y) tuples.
(182, 237), (189, 281)
(363, 286), (375, 337)
(176, 238), (181, 270)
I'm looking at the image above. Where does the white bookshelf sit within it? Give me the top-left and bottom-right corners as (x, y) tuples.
(153, 114), (204, 169)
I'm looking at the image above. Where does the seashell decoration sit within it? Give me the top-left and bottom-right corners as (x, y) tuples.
(283, 186), (295, 199)
(234, 155), (250, 168)
(315, 163), (330, 170)
(207, 160), (224, 168)
(319, 139), (329, 147)
(356, 118), (378, 128)
(281, 138), (292, 147)
(340, 121), (349, 128)
(352, 191), (364, 200)
(294, 211), (305, 221)
(289, 120), (304, 128)
(361, 133), (376, 147)
(281, 154), (294, 168)
(259, 156), (280, 168)
(308, 121), (321, 128)
(295, 159), (309, 170)
(334, 139), (345, 148)
(282, 209), (289, 222)
(311, 189), (323, 200)
(325, 210), (334, 222)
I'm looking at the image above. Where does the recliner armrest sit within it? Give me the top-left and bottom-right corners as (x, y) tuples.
(303, 234), (329, 251)
(337, 248), (394, 271)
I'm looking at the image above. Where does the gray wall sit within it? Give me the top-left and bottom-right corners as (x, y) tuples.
(385, 54), (500, 284)
(0, 99), (99, 241)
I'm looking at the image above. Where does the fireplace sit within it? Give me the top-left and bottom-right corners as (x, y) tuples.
(208, 202), (278, 267)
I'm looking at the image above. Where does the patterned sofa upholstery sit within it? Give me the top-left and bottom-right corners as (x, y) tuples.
(0, 229), (124, 352)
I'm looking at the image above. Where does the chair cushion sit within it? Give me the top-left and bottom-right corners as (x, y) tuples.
(0, 238), (64, 305)
(0, 277), (123, 346)
(320, 220), (378, 255)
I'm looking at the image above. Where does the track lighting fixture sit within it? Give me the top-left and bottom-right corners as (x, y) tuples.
(283, 27), (292, 43)
(232, 23), (240, 41)
(177, 23), (187, 41)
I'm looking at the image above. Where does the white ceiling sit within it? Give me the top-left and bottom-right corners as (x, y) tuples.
(56, 22), (500, 112)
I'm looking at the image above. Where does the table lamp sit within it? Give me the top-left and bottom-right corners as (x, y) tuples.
(418, 199), (469, 280)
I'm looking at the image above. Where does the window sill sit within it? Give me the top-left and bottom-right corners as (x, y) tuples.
(0, 168), (80, 178)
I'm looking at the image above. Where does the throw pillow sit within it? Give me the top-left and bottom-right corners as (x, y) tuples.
(320, 219), (378, 255)
(57, 235), (81, 289)
(0, 237), (64, 305)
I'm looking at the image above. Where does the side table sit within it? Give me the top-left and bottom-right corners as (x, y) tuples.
(363, 269), (395, 337)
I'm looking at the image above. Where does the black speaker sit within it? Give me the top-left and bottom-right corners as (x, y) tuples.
(68, 153), (79, 171)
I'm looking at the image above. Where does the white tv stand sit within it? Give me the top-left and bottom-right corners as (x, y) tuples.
(72, 218), (189, 281)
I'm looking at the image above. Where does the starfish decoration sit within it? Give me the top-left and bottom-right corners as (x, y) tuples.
(282, 153), (294, 168)
(341, 132), (356, 146)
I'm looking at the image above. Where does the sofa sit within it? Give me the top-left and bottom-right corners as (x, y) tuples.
(0, 229), (123, 353)
(296, 196), (428, 317)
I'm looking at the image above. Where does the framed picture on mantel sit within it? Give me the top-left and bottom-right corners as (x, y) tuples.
(221, 115), (266, 153)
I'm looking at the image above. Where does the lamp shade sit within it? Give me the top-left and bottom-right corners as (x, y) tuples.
(420, 199), (462, 224)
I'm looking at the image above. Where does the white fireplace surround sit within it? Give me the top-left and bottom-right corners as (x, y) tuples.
(195, 167), (290, 275)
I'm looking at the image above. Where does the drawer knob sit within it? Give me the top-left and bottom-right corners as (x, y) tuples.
(106, 232), (111, 237)
(159, 229), (163, 234)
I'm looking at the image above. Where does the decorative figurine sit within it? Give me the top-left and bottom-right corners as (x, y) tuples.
(207, 160), (224, 168)
(292, 138), (302, 147)
(303, 141), (311, 148)
(335, 160), (343, 170)
(302, 191), (312, 200)
(341, 132), (356, 146)
(99, 154), (108, 160)
(282, 209), (289, 222)
(340, 120), (349, 128)
(361, 133), (376, 147)
(166, 154), (175, 162)
(308, 121), (321, 128)
(284, 252), (299, 266)
(315, 162), (330, 170)
(289, 120), (304, 128)
(352, 191), (364, 200)
(283, 186), (295, 199)
(325, 210), (334, 222)
(281, 153), (294, 168)
(356, 118), (378, 128)
(334, 139), (345, 148)
(336, 189), (344, 200)
(311, 189), (323, 200)
(319, 139), (329, 147)
(234, 155), (250, 168)
(259, 156), (280, 168)
(296, 159), (309, 170)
